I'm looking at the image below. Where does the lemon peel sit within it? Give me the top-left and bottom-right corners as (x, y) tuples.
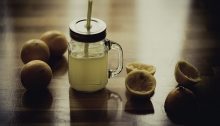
(175, 61), (201, 86)
(125, 70), (156, 97)
(126, 62), (156, 75)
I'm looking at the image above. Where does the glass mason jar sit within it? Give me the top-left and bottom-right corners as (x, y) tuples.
(68, 18), (123, 92)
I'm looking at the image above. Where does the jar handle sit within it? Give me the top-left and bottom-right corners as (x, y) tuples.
(105, 39), (123, 78)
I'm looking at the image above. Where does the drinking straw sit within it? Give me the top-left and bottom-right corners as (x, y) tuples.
(86, 0), (93, 30)
(84, 0), (93, 57)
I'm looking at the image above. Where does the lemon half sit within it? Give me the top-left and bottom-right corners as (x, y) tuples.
(125, 70), (156, 97)
(126, 62), (156, 75)
(175, 61), (201, 86)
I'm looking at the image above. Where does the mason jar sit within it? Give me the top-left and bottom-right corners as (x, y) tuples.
(68, 18), (123, 92)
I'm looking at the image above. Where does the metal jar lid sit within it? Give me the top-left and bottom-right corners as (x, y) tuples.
(69, 18), (106, 43)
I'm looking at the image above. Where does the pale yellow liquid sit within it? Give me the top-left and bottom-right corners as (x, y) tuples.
(68, 54), (108, 92)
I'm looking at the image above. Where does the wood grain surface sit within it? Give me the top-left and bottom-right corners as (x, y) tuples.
(0, 0), (220, 125)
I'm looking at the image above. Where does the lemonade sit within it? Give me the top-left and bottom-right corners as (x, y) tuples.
(68, 18), (123, 92)
(68, 53), (108, 92)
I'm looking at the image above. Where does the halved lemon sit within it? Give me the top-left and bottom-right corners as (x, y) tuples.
(175, 61), (201, 86)
(164, 86), (197, 123)
(126, 62), (156, 75)
(125, 70), (156, 98)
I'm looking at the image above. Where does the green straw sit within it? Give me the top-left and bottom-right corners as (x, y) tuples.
(84, 0), (93, 57)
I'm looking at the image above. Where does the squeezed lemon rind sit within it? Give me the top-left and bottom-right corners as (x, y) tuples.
(125, 70), (156, 97)
(126, 62), (156, 75)
(175, 61), (201, 84)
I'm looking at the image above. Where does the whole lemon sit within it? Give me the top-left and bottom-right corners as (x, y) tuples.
(164, 86), (198, 124)
(20, 60), (52, 89)
(21, 39), (50, 64)
(40, 30), (68, 57)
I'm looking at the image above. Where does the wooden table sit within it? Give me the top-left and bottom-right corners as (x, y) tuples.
(1, 0), (220, 125)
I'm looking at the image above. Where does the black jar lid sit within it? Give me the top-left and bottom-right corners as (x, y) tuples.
(69, 18), (106, 43)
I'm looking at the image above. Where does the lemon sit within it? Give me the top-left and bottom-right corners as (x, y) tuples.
(20, 60), (52, 89)
(40, 30), (68, 57)
(175, 61), (201, 86)
(20, 39), (50, 64)
(164, 86), (197, 123)
(125, 70), (156, 98)
(126, 62), (156, 75)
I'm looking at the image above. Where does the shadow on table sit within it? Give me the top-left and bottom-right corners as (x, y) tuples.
(124, 90), (154, 115)
(10, 89), (54, 124)
(69, 88), (123, 123)
(193, 76), (220, 125)
(48, 56), (68, 77)
(22, 89), (53, 109)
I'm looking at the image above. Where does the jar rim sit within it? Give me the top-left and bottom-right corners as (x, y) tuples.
(69, 18), (106, 43)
